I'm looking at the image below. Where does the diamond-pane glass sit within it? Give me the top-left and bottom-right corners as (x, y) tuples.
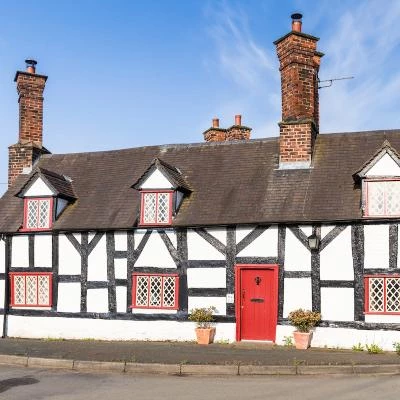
(149, 276), (162, 306)
(368, 182), (385, 216)
(38, 275), (50, 305)
(13, 276), (25, 305)
(135, 276), (149, 306)
(133, 274), (178, 309)
(38, 200), (51, 228)
(386, 278), (400, 312)
(27, 200), (39, 228)
(163, 276), (176, 307)
(157, 193), (170, 223)
(369, 278), (384, 312)
(26, 275), (38, 305)
(367, 181), (400, 216)
(11, 274), (51, 307)
(143, 193), (157, 223)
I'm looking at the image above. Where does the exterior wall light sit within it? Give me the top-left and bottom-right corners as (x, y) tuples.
(308, 233), (320, 250)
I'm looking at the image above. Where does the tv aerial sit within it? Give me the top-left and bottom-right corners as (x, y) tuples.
(318, 76), (354, 89)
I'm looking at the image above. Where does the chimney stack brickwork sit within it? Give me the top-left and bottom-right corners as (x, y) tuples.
(275, 15), (323, 167)
(8, 62), (49, 187)
(203, 115), (251, 142)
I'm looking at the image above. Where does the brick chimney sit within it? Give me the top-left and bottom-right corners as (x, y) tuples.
(274, 14), (323, 168)
(8, 60), (50, 187)
(203, 118), (227, 142)
(226, 115), (251, 140)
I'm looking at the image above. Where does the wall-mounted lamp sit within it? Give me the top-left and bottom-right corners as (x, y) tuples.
(308, 233), (320, 250)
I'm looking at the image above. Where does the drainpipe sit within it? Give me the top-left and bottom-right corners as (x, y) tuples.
(1, 235), (8, 338)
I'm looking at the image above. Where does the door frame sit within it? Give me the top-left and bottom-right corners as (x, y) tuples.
(235, 264), (279, 342)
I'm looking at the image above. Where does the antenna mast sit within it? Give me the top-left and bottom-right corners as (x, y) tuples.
(318, 76), (354, 89)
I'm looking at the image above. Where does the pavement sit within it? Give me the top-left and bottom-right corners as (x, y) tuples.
(0, 338), (399, 376)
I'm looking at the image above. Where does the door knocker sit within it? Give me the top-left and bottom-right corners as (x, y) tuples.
(255, 276), (262, 285)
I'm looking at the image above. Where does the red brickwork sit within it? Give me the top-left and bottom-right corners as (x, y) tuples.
(225, 125), (251, 141)
(275, 31), (323, 164)
(8, 69), (48, 187)
(203, 128), (227, 142)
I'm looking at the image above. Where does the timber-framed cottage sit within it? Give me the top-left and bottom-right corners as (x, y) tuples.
(1, 14), (400, 349)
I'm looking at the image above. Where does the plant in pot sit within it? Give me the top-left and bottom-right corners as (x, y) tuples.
(288, 308), (321, 350)
(188, 306), (217, 345)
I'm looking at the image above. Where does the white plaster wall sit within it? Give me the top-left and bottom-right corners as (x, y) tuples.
(24, 177), (54, 196)
(0, 280), (5, 308)
(188, 297), (226, 315)
(284, 229), (310, 271)
(0, 240), (5, 273)
(135, 231), (177, 268)
(299, 225), (312, 237)
(187, 230), (225, 260)
(320, 227), (354, 280)
(165, 230), (177, 249)
(364, 224), (389, 269)
(236, 227), (254, 244)
(140, 169), (173, 189)
(187, 268), (226, 288)
(6, 316), (236, 342)
(116, 286), (127, 313)
(132, 308), (177, 314)
(114, 232), (127, 251)
(87, 289), (109, 313)
(236, 226), (278, 257)
(366, 153), (400, 176)
(365, 314), (400, 323)
(34, 234), (52, 268)
(205, 228), (226, 246)
(88, 235), (107, 281)
(58, 234), (81, 275)
(283, 278), (312, 317)
(11, 236), (29, 268)
(320, 225), (335, 240)
(114, 259), (127, 279)
(320, 288), (354, 321)
(57, 283), (81, 312)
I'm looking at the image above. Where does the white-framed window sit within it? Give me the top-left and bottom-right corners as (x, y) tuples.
(365, 180), (400, 217)
(23, 198), (53, 230)
(365, 275), (400, 314)
(131, 273), (179, 309)
(10, 272), (52, 307)
(140, 191), (172, 225)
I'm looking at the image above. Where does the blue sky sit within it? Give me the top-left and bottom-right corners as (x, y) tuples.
(1, 1), (400, 193)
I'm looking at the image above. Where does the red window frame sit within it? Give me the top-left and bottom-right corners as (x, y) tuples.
(364, 275), (400, 315)
(364, 179), (400, 218)
(139, 190), (173, 226)
(131, 273), (179, 310)
(9, 272), (53, 307)
(21, 197), (54, 232)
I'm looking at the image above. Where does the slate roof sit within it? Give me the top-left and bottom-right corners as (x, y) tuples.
(1, 129), (400, 233)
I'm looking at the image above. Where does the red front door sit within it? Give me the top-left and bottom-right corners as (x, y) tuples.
(236, 265), (278, 341)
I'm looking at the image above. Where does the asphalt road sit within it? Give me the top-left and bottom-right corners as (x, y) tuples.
(1, 365), (400, 400)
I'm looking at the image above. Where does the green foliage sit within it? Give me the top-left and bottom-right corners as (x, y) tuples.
(288, 309), (321, 333)
(393, 342), (400, 355)
(283, 336), (294, 347)
(352, 343), (364, 352)
(366, 343), (383, 354)
(188, 306), (216, 328)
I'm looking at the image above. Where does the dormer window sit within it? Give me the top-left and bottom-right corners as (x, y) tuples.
(354, 141), (400, 218)
(141, 191), (173, 225)
(132, 158), (191, 227)
(16, 167), (76, 232)
(24, 197), (53, 230)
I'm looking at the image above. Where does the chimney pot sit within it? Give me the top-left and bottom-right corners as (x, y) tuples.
(212, 118), (219, 128)
(291, 13), (302, 32)
(25, 59), (37, 74)
(235, 114), (242, 126)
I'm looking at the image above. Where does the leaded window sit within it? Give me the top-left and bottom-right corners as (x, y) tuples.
(366, 181), (400, 217)
(132, 274), (179, 309)
(140, 192), (172, 225)
(24, 198), (52, 230)
(10, 273), (52, 307)
(365, 276), (400, 313)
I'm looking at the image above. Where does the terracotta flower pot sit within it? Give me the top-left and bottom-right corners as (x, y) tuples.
(293, 331), (312, 350)
(195, 327), (216, 345)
